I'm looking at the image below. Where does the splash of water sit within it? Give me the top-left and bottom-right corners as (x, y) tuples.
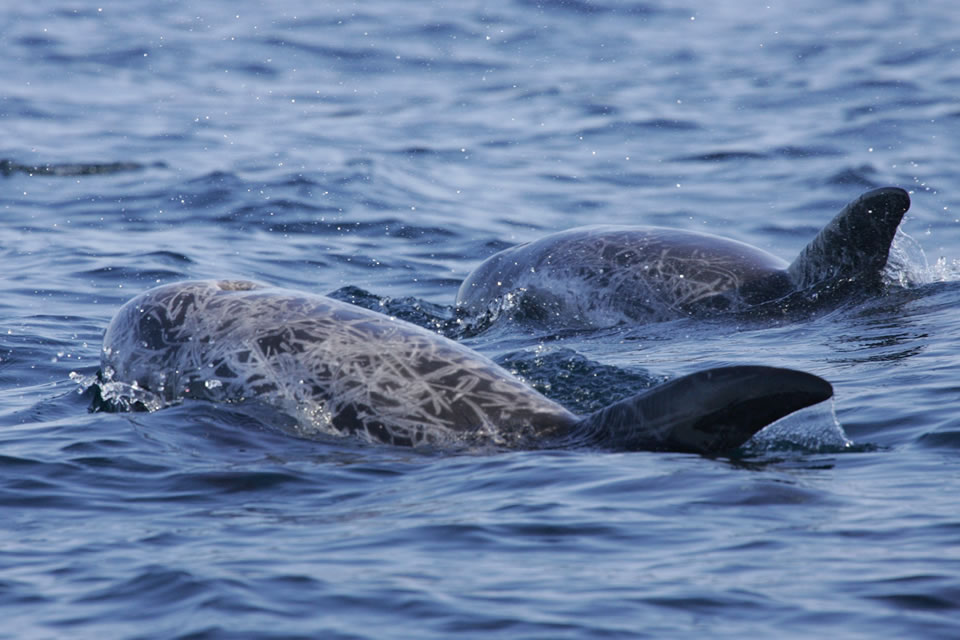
(746, 398), (852, 453)
(69, 367), (168, 413)
(882, 227), (960, 286)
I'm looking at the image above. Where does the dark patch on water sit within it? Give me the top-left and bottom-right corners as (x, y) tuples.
(0, 159), (161, 177)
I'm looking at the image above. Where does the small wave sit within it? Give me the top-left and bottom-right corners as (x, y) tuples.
(75, 266), (188, 284)
(577, 118), (701, 138)
(824, 165), (880, 188)
(0, 159), (159, 177)
(878, 47), (940, 67)
(142, 250), (194, 265)
(916, 429), (960, 449)
(217, 200), (345, 233)
(773, 145), (844, 158)
(46, 46), (152, 69)
(672, 150), (768, 163)
(514, 0), (663, 16)
(72, 565), (211, 611)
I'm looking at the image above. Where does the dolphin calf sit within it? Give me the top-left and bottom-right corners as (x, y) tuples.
(456, 187), (911, 328)
(101, 280), (832, 454)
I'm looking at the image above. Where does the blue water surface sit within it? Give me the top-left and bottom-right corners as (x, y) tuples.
(3, 1), (960, 638)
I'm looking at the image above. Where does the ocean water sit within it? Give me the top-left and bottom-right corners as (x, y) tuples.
(3, 0), (960, 638)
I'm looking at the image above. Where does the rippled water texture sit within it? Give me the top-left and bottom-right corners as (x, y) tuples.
(3, 1), (960, 638)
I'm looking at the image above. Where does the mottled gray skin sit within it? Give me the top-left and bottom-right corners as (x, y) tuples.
(102, 280), (832, 453)
(457, 187), (911, 327)
(458, 226), (790, 326)
(103, 280), (574, 448)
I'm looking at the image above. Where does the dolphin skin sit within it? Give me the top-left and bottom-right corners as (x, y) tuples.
(456, 187), (911, 328)
(101, 280), (832, 454)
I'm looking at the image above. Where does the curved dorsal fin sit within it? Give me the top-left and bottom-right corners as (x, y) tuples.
(572, 366), (833, 454)
(787, 187), (911, 290)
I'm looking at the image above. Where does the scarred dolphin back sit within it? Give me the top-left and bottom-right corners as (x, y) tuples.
(456, 226), (790, 327)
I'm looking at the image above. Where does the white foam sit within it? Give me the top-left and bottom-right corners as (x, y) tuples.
(748, 398), (852, 453)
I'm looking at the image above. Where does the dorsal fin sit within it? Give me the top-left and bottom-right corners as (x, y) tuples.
(571, 366), (833, 454)
(787, 187), (911, 290)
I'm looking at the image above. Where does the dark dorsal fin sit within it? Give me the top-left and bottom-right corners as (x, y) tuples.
(787, 187), (911, 290)
(571, 366), (833, 454)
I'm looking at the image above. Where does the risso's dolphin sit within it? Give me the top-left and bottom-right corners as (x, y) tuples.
(100, 280), (832, 454)
(456, 187), (911, 328)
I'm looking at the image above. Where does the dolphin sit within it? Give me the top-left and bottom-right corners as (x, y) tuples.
(456, 187), (911, 328)
(100, 280), (833, 454)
